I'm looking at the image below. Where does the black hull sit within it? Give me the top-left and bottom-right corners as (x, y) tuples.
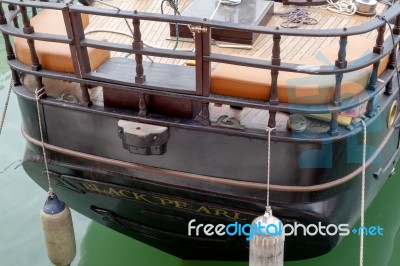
(15, 82), (400, 261)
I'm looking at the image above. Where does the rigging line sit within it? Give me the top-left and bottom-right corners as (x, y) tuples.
(0, 79), (12, 136)
(35, 87), (54, 197)
(359, 119), (367, 266)
(265, 126), (276, 207)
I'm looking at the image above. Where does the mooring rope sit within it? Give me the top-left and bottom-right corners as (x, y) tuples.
(326, 0), (357, 15)
(359, 119), (367, 266)
(265, 126), (276, 207)
(35, 87), (54, 197)
(276, 8), (318, 28)
(0, 79), (12, 136)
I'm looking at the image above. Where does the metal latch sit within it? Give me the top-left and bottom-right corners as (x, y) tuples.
(118, 120), (169, 155)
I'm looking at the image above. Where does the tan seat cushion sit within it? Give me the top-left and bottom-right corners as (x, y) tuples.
(14, 9), (110, 73)
(211, 36), (389, 104)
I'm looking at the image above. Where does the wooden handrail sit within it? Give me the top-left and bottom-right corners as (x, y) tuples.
(0, 0), (399, 129)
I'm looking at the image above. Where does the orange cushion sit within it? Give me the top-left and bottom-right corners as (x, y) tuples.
(211, 36), (389, 104)
(14, 9), (110, 73)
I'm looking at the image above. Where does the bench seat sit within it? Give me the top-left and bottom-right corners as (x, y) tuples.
(14, 9), (110, 73)
(211, 37), (389, 104)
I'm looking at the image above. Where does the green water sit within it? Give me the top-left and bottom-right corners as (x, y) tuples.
(0, 54), (400, 266)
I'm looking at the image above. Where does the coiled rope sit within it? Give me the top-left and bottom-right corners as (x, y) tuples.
(276, 8), (318, 28)
(326, 0), (357, 15)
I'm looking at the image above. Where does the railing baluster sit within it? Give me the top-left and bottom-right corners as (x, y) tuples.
(393, 15), (400, 35)
(0, 4), (20, 85)
(132, 13), (147, 117)
(367, 24), (386, 117)
(132, 14), (146, 84)
(201, 23), (211, 126)
(385, 48), (397, 95)
(138, 93), (147, 117)
(333, 36), (348, 106)
(329, 36), (348, 136)
(268, 33), (280, 128)
(7, 4), (19, 28)
(20, 5), (43, 89)
(20, 6), (40, 70)
(31, 7), (37, 17)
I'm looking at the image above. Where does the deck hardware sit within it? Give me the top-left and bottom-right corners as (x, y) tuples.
(287, 114), (307, 132)
(212, 115), (245, 130)
(188, 25), (207, 34)
(118, 120), (169, 155)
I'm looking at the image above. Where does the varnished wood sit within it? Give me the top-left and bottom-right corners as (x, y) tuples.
(7, 4), (19, 28)
(80, 83), (92, 107)
(138, 93), (148, 117)
(194, 26), (203, 95)
(70, 11), (91, 77)
(394, 15), (400, 35)
(373, 25), (386, 54)
(2, 0), (399, 133)
(0, 4), (6, 25)
(202, 23), (211, 97)
(133, 17), (146, 83)
(62, 6), (81, 78)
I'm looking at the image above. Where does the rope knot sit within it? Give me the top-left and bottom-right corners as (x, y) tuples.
(265, 126), (276, 134)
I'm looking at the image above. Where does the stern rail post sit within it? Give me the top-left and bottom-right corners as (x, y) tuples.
(31, 6), (37, 17)
(367, 24), (386, 117)
(19, 5), (43, 89)
(69, 10), (91, 78)
(193, 22), (204, 120)
(330, 35), (348, 136)
(132, 12), (147, 117)
(385, 46), (398, 95)
(268, 33), (281, 128)
(7, 4), (19, 28)
(393, 15), (400, 35)
(0, 3), (20, 85)
(387, 15), (400, 95)
(63, 5), (91, 107)
(199, 21), (211, 126)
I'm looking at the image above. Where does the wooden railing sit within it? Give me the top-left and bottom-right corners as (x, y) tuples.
(0, 0), (399, 137)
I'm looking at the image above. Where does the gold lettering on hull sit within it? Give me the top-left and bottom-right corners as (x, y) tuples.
(80, 182), (247, 221)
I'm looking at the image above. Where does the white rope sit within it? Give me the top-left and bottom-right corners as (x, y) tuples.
(0, 79), (12, 136)
(35, 87), (54, 197)
(265, 126), (276, 207)
(359, 119), (367, 266)
(326, 0), (357, 15)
